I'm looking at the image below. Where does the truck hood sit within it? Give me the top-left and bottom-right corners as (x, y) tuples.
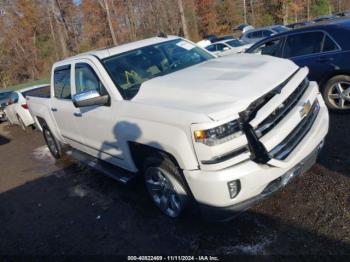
(133, 54), (299, 121)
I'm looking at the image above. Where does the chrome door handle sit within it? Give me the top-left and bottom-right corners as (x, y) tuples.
(73, 112), (82, 117)
(51, 108), (58, 112)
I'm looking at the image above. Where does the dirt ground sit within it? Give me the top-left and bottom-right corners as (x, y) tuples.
(0, 113), (349, 256)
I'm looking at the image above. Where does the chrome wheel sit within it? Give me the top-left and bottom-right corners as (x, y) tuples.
(327, 82), (350, 110)
(145, 167), (182, 218)
(44, 129), (58, 156)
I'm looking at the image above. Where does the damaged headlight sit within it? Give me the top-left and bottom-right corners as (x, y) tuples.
(194, 120), (241, 146)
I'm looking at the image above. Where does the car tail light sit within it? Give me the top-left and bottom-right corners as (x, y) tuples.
(21, 103), (29, 109)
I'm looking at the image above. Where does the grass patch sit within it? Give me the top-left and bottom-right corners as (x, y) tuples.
(1, 79), (49, 92)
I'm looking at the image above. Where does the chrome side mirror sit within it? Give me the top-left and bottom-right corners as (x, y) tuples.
(72, 89), (110, 108)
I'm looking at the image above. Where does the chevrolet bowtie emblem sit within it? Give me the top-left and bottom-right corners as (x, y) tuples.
(300, 101), (311, 118)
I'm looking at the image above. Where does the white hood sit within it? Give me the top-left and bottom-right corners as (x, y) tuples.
(133, 54), (299, 121)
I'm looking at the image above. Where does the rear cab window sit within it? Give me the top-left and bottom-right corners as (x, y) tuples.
(22, 85), (50, 98)
(54, 65), (71, 99)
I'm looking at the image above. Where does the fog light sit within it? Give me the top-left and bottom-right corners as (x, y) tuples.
(227, 180), (241, 199)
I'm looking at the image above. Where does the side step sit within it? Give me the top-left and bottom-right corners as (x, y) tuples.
(66, 149), (136, 184)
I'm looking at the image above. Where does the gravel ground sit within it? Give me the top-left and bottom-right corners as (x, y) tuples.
(0, 113), (349, 256)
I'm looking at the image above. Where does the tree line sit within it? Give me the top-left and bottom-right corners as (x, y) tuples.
(0, 0), (349, 88)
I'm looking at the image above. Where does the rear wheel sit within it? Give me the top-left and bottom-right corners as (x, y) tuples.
(143, 154), (189, 218)
(43, 127), (62, 159)
(322, 75), (350, 113)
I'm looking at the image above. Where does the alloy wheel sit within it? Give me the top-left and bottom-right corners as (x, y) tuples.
(145, 167), (182, 218)
(327, 82), (350, 110)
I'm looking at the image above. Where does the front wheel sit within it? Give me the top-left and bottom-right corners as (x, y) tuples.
(143, 154), (189, 218)
(322, 75), (350, 113)
(43, 127), (62, 159)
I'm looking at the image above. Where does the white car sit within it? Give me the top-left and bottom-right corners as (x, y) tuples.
(27, 36), (329, 221)
(4, 85), (49, 131)
(205, 39), (252, 56)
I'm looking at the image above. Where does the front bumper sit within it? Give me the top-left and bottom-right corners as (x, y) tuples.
(199, 142), (322, 221)
(183, 95), (329, 220)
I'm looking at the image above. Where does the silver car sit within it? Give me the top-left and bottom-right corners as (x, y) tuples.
(241, 25), (289, 44)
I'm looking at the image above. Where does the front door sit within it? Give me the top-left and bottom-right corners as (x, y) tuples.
(71, 60), (127, 169)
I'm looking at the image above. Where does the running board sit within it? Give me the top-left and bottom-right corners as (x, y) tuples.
(66, 149), (136, 184)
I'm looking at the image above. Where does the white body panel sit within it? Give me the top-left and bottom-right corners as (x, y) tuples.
(27, 36), (329, 211)
(4, 91), (35, 127)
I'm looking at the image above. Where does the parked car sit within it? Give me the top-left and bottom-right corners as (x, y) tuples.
(246, 18), (350, 112)
(286, 21), (314, 29)
(313, 15), (338, 23)
(233, 23), (255, 33)
(241, 25), (289, 44)
(4, 85), (49, 130)
(0, 91), (13, 121)
(336, 11), (350, 17)
(205, 39), (252, 56)
(27, 36), (328, 221)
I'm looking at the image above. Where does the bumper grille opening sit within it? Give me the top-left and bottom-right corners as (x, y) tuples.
(269, 100), (320, 160)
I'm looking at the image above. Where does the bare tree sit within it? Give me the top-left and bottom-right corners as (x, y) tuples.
(177, 0), (189, 39)
(98, 0), (118, 45)
(50, 0), (68, 57)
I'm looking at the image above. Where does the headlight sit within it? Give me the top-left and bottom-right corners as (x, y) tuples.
(194, 120), (241, 146)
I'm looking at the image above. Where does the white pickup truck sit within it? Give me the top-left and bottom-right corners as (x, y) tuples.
(27, 36), (329, 221)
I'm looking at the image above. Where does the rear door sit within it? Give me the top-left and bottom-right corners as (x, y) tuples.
(50, 64), (85, 150)
(282, 31), (341, 83)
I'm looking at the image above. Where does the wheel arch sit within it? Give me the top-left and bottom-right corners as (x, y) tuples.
(319, 71), (350, 90)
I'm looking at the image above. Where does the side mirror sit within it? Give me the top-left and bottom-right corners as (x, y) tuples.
(72, 89), (110, 108)
(223, 47), (230, 51)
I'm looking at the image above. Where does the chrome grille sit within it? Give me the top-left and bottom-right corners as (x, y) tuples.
(269, 100), (320, 160)
(255, 78), (309, 137)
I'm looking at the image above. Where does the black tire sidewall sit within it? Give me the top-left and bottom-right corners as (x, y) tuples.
(43, 127), (62, 159)
(322, 75), (350, 113)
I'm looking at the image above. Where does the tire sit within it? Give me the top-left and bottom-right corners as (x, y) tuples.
(143, 153), (189, 218)
(322, 75), (350, 113)
(16, 114), (28, 132)
(42, 127), (63, 159)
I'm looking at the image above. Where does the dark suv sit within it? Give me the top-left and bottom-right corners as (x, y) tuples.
(246, 18), (350, 113)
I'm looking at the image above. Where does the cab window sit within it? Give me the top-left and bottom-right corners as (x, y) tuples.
(251, 38), (284, 57)
(215, 43), (228, 51)
(54, 66), (71, 99)
(75, 63), (104, 94)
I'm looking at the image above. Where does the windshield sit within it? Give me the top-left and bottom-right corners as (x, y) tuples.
(103, 39), (213, 100)
(273, 26), (288, 33)
(226, 39), (245, 47)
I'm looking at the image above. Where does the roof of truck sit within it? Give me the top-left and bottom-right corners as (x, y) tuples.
(66, 35), (181, 61)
